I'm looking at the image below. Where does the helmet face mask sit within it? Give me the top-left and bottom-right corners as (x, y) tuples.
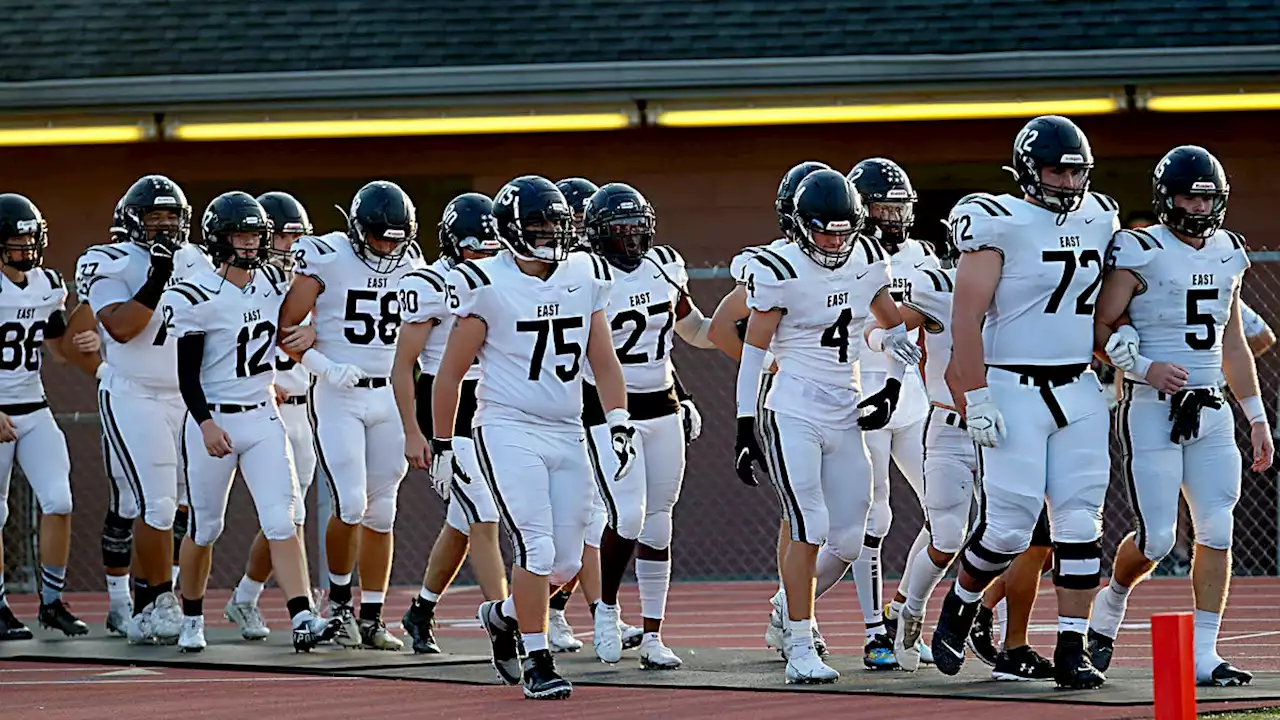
(584, 183), (656, 272)
(790, 169), (866, 270)
(1153, 145), (1230, 240)
(849, 158), (916, 249)
(116, 175), (193, 251)
(257, 191), (312, 270)
(494, 176), (574, 264)
(796, 218), (856, 269)
(1010, 116), (1094, 217)
(203, 192), (273, 271)
(0, 194), (48, 273)
(347, 181), (418, 274)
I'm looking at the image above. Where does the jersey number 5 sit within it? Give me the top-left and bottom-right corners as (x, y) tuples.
(517, 317), (583, 382)
(1042, 250), (1103, 315)
(1185, 288), (1219, 350)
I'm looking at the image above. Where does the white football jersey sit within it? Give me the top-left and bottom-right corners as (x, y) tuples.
(1109, 225), (1250, 388)
(75, 242), (213, 393)
(744, 238), (891, 427)
(448, 251), (609, 430)
(291, 231), (425, 377)
(0, 268), (68, 404)
(270, 266), (312, 398)
(398, 258), (481, 381)
(166, 267), (289, 405)
(901, 265), (958, 408)
(859, 237), (937, 375)
(730, 239), (789, 370)
(583, 245), (687, 393)
(954, 192), (1119, 366)
(1240, 300), (1266, 339)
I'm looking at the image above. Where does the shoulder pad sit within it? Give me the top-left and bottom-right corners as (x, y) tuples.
(400, 267), (448, 294)
(730, 246), (763, 283)
(40, 268), (66, 290)
(750, 246), (800, 281)
(588, 254), (613, 282)
(1223, 229), (1247, 252)
(165, 280), (212, 307)
(918, 267), (955, 294)
(75, 244), (135, 295)
(1090, 192), (1120, 214)
(854, 235), (886, 265)
(964, 195), (1014, 218)
(650, 245), (685, 267)
(950, 204), (1004, 255)
(1106, 229), (1161, 272)
(454, 259), (494, 290)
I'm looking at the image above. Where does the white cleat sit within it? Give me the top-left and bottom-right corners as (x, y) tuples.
(224, 598), (270, 640)
(621, 622), (644, 651)
(765, 593), (787, 658)
(126, 606), (155, 645)
(548, 609), (583, 653)
(639, 636), (683, 670)
(178, 615), (207, 653)
(106, 598), (132, 638)
(786, 650), (839, 684)
(895, 609), (924, 672)
(592, 602), (622, 664)
(329, 602), (362, 648)
(920, 638), (935, 665)
(150, 593), (182, 645)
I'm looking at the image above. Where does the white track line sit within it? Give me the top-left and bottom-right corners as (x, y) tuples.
(0, 676), (365, 687)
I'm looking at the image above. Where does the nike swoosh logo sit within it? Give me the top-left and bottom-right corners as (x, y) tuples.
(914, 263), (928, 269)
(1085, 218), (1096, 224)
(1221, 257), (1232, 263)
(42, 294), (53, 301)
(568, 286), (581, 292)
(940, 640), (964, 659)
(653, 273), (664, 280)
(856, 270), (871, 279)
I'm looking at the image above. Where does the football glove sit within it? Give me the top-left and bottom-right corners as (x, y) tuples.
(428, 438), (471, 501)
(858, 378), (901, 431)
(1105, 325), (1141, 372)
(607, 409), (637, 481)
(734, 416), (765, 487)
(881, 325), (923, 366)
(964, 387), (1005, 448)
(680, 399), (703, 443)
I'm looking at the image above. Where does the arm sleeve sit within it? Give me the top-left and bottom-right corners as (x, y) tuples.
(44, 310), (68, 339)
(178, 333), (212, 424)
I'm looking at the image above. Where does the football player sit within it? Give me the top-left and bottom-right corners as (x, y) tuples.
(843, 158), (935, 669)
(278, 180), (424, 650)
(397, 192), (506, 654)
(931, 115), (1118, 690)
(734, 169), (921, 684)
(580, 183), (716, 669)
(707, 160), (832, 660)
(0, 194), (89, 641)
(431, 175), (636, 700)
(75, 175), (210, 644)
(223, 191), (318, 641)
(168, 192), (337, 653)
(556, 178), (599, 252)
(1090, 146), (1273, 687)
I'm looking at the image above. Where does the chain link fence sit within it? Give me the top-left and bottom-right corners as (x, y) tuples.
(6, 264), (1279, 590)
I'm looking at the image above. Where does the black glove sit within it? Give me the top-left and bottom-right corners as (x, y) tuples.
(1168, 388), (1222, 444)
(134, 239), (177, 310)
(858, 378), (902, 431)
(734, 416), (765, 487)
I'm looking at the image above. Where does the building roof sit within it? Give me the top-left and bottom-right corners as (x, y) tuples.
(5, 0), (1280, 82)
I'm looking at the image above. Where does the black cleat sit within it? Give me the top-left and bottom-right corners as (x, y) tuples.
(992, 645), (1055, 681)
(1053, 632), (1106, 690)
(522, 649), (573, 700)
(931, 588), (980, 676)
(0, 606), (33, 641)
(863, 632), (900, 670)
(1087, 629), (1115, 672)
(1201, 661), (1252, 687)
(402, 598), (441, 654)
(38, 600), (89, 637)
(293, 615), (341, 652)
(968, 604), (999, 667)
(478, 600), (523, 685)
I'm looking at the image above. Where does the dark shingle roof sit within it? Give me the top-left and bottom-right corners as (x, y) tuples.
(3, 0), (1279, 82)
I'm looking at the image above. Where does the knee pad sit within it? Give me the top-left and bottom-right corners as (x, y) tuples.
(193, 517), (224, 547)
(1052, 540), (1102, 589)
(821, 530), (863, 565)
(866, 493), (892, 538)
(361, 494), (398, 534)
(584, 506), (605, 549)
(444, 498), (473, 537)
(1139, 524), (1175, 563)
(516, 533), (555, 577)
(549, 557), (582, 587)
(102, 511), (133, 568)
(260, 506), (298, 542)
(636, 510), (672, 552)
(144, 496), (177, 533)
(1193, 509), (1234, 552)
(928, 509), (969, 555)
(959, 533), (1018, 584)
(38, 489), (73, 517)
(332, 484), (368, 527)
(612, 505), (644, 542)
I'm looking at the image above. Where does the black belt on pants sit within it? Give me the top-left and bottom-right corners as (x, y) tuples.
(0, 400), (48, 416)
(280, 395), (307, 406)
(355, 377), (390, 389)
(211, 401), (268, 414)
(991, 363), (1087, 430)
(932, 405), (966, 430)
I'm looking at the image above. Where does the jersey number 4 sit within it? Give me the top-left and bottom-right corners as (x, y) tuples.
(344, 290), (401, 345)
(517, 317), (583, 382)
(820, 308), (853, 363)
(613, 302), (675, 365)
(1042, 250), (1103, 314)
(0, 321), (46, 372)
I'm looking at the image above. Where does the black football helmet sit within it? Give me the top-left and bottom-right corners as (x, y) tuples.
(0, 194), (48, 272)
(1008, 115), (1093, 217)
(346, 180), (418, 273)
(556, 177), (599, 251)
(257, 191), (312, 269)
(584, 183), (657, 272)
(777, 161), (831, 241)
(202, 192), (272, 270)
(439, 192), (501, 266)
(492, 175), (573, 263)
(791, 169), (865, 269)
(114, 174), (192, 251)
(1152, 145), (1230, 239)
(849, 158), (917, 252)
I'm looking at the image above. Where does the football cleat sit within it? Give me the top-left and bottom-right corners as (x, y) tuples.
(522, 649), (572, 700)
(932, 588), (980, 676)
(765, 597), (786, 657)
(864, 632), (899, 670)
(402, 597), (441, 654)
(992, 645), (1055, 681)
(1200, 661), (1252, 687)
(38, 600), (89, 636)
(177, 615), (206, 653)
(895, 609), (924, 672)
(967, 604), (999, 667)
(224, 598), (270, 640)
(359, 618), (404, 651)
(0, 605), (33, 641)
(811, 617), (829, 658)
(106, 598), (132, 638)
(621, 622), (644, 651)
(292, 613), (340, 653)
(126, 605), (155, 645)
(786, 650), (839, 684)
(1053, 632), (1106, 690)
(478, 600), (523, 685)
(592, 602), (622, 664)
(639, 635), (683, 670)
(328, 601), (362, 648)
(547, 609), (583, 653)
(149, 592), (182, 645)
(1087, 629), (1115, 672)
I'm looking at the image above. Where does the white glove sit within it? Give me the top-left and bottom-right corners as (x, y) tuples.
(95, 361), (110, 382)
(679, 399), (702, 443)
(964, 387), (1006, 448)
(1105, 325), (1141, 372)
(428, 438), (471, 501)
(606, 408), (637, 481)
(881, 324), (922, 366)
(321, 363), (365, 388)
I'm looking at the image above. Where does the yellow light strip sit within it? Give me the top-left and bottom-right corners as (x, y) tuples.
(1147, 92), (1280, 113)
(0, 124), (150, 147)
(656, 97), (1121, 128)
(170, 113), (633, 141)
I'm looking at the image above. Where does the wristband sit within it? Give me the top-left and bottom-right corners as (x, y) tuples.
(1240, 395), (1267, 425)
(605, 408), (631, 427)
(1132, 355), (1153, 379)
(964, 386), (993, 408)
(736, 343), (768, 417)
(300, 348), (334, 375)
